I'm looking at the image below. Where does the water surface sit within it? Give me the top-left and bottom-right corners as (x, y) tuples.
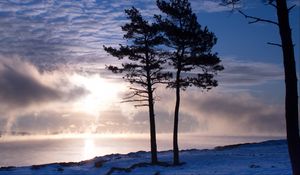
(0, 134), (283, 167)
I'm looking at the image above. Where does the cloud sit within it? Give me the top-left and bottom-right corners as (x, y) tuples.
(192, 0), (300, 14)
(0, 56), (87, 114)
(191, 0), (234, 13)
(219, 58), (284, 86)
(0, 0), (159, 70)
(0, 58), (59, 107)
(176, 90), (285, 136)
(78, 85), (286, 136)
(0, 0), (186, 71)
(0, 80), (286, 136)
(0, 0), (290, 136)
(0, 0), (297, 72)
(102, 86), (284, 136)
(0, 55), (127, 134)
(0, 111), (95, 134)
(290, 0), (300, 6)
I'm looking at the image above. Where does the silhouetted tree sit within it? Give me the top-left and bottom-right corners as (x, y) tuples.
(156, 0), (224, 165)
(222, 1), (299, 174)
(103, 7), (171, 164)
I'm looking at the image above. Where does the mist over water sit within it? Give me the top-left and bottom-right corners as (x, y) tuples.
(0, 134), (283, 167)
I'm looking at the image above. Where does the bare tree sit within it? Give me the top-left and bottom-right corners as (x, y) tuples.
(222, 1), (300, 174)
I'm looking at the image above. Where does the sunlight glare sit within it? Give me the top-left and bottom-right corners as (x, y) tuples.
(83, 138), (95, 159)
(71, 74), (125, 117)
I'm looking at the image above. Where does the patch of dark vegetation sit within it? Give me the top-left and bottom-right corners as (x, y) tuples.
(94, 159), (107, 168)
(0, 166), (16, 171)
(57, 167), (64, 172)
(58, 158), (98, 167)
(249, 164), (261, 168)
(258, 140), (286, 146)
(214, 142), (255, 150)
(31, 164), (48, 170)
(181, 149), (199, 152)
(173, 162), (186, 166)
(58, 162), (83, 167)
(30, 158), (100, 170)
(105, 161), (175, 175)
(127, 151), (147, 157)
(103, 153), (122, 160)
(214, 140), (286, 151)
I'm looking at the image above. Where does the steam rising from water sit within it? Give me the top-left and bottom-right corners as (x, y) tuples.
(0, 133), (284, 167)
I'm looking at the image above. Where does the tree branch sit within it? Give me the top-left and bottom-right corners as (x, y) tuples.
(152, 80), (170, 85)
(288, 4), (296, 12)
(267, 1), (277, 9)
(134, 104), (149, 107)
(123, 91), (148, 99)
(121, 99), (148, 103)
(220, 0), (240, 8)
(129, 87), (148, 93)
(267, 42), (282, 47)
(238, 10), (279, 26)
(135, 93), (149, 98)
(123, 92), (138, 99)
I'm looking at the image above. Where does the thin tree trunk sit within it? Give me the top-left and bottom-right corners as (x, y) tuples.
(276, 1), (300, 174)
(145, 51), (158, 164)
(148, 90), (158, 164)
(173, 69), (181, 165)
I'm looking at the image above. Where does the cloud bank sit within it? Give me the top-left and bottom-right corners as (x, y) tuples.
(220, 58), (284, 86)
(0, 0), (291, 137)
(0, 0), (158, 69)
(0, 56), (87, 114)
(0, 55), (287, 136)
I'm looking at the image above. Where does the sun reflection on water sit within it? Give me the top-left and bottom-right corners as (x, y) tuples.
(83, 138), (95, 160)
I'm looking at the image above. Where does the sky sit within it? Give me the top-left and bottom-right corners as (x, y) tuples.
(0, 0), (299, 136)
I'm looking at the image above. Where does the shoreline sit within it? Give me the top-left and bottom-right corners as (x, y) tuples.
(0, 139), (290, 175)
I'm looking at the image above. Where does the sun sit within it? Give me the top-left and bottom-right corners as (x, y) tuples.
(70, 73), (125, 116)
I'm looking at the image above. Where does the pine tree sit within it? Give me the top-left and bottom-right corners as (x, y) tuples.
(156, 0), (224, 165)
(104, 7), (171, 164)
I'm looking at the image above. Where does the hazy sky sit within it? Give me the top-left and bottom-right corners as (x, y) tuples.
(0, 0), (299, 136)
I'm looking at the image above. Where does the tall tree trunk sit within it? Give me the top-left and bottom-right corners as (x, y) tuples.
(146, 53), (158, 164)
(148, 89), (158, 164)
(173, 68), (181, 165)
(276, 1), (300, 174)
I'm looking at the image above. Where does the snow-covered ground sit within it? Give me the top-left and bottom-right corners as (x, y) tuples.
(0, 140), (291, 175)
